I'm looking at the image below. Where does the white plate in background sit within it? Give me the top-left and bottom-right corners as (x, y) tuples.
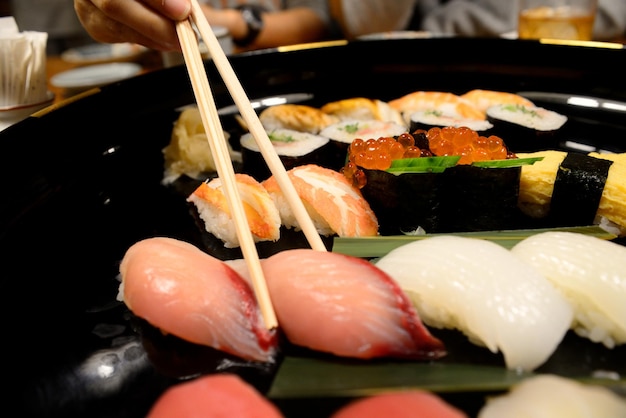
(50, 62), (142, 92)
(61, 43), (147, 64)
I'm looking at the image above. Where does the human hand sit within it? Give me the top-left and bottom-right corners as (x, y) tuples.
(74, 0), (191, 51)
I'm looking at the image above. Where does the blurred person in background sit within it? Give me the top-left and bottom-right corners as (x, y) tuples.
(420, 0), (626, 41)
(9, 0), (94, 54)
(329, 0), (625, 42)
(328, 0), (425, 39)
(74, 0), (338, 53)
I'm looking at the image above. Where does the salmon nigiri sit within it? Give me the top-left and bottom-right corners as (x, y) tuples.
(262, 164), (379, 238)
(187, 173), (281, 248)
(260, 249), (446, 360)
(460, 89), (534, 113)
(119, 237), (278, 362)
(147, 373), (284, 418)
(388, 91), (485, 121)
(331, 390), (468, 418)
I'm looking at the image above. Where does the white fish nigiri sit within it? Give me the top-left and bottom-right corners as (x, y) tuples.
(119, 237), (278, 362)
(375, 236), (573, 371)
(478, 374), (626, 418)
(259, 248), (446, 360)
(511, 231), (626, 348)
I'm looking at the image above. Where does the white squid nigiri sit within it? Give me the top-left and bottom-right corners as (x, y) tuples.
(375, 235), (573, 371)
(119, 237), (278, 362)
(478, 374), (626, 418)
(511, 231), (626, 348)
(258, 248), (446, 360)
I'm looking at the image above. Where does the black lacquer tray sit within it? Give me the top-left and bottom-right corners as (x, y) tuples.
(2, 37), (625, 417)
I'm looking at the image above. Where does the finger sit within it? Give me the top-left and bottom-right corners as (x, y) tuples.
(140, 0), (191, 21)
(75, 0), (181, 50)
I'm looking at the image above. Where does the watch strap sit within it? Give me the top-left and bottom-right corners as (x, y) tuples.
(234, 5), (266, 47)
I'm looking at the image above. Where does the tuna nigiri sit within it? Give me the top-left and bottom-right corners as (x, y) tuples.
(478, 374), (626, 418)
(259, 248), (446, 360)
(147, 373), (284, 418)
(119, 237), (278, 362)
(331, 390), (468, 418)
(262, 164), (379, 238)
(375, 235), (573, 371)
(511, 232), (626, 348)
(187, 173), (281, 248)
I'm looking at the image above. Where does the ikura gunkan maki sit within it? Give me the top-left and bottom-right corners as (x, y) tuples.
(341, 126), (534, 235)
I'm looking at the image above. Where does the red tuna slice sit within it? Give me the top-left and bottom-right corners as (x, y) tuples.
(147, 373), (284, 418)
(262, 249), (446, 360)
(331, 390), (468, 418)
(119, 237), (278, 362)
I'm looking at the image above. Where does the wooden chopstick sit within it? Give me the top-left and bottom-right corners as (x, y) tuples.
(188, 0), (327, 253)
(176, 19), (278, 329)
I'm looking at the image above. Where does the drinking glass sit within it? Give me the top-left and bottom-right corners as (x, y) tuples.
(518, 0), (597, 41)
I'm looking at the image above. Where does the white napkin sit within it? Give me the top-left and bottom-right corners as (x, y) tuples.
(0, 17), (48, 108)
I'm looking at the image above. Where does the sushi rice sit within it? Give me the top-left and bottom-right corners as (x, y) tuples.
(486, 103), (567, 132)
(240, 128), (329, 156)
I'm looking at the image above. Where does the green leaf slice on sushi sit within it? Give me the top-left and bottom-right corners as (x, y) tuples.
(383, 156), (542, 174)
(386, 156), (460, 174)
(332, 225), (616, 258)
(470, 156), (544, 168)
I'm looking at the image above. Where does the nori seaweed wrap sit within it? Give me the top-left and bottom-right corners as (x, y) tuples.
(361, 165), (523, 234)
(548, 152), (613, 227)
(438, 165), (523, 232)
(361, 169), (441, 235)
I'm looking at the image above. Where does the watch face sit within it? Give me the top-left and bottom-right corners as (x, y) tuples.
(237, 5), (265, 46)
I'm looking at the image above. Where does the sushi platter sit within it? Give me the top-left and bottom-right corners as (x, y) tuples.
(1, 37), (625, 417)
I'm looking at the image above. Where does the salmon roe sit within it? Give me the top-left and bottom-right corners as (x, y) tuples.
(341, 126), (513, 188)
(426, 126), (508, 165)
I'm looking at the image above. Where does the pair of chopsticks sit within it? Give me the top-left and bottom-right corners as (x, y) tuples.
(176, 0), (327, 330)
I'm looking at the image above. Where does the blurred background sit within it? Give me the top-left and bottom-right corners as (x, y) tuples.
(2, 0), (94, 55)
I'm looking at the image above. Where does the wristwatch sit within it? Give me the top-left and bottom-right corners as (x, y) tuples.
(234, 4), (266, 47)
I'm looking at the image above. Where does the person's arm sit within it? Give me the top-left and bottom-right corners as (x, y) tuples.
(200, 5), (329, 51)
(74, 0), (190, 51)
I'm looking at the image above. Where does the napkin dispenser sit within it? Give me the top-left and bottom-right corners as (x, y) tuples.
(0, 16), (52, 130)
